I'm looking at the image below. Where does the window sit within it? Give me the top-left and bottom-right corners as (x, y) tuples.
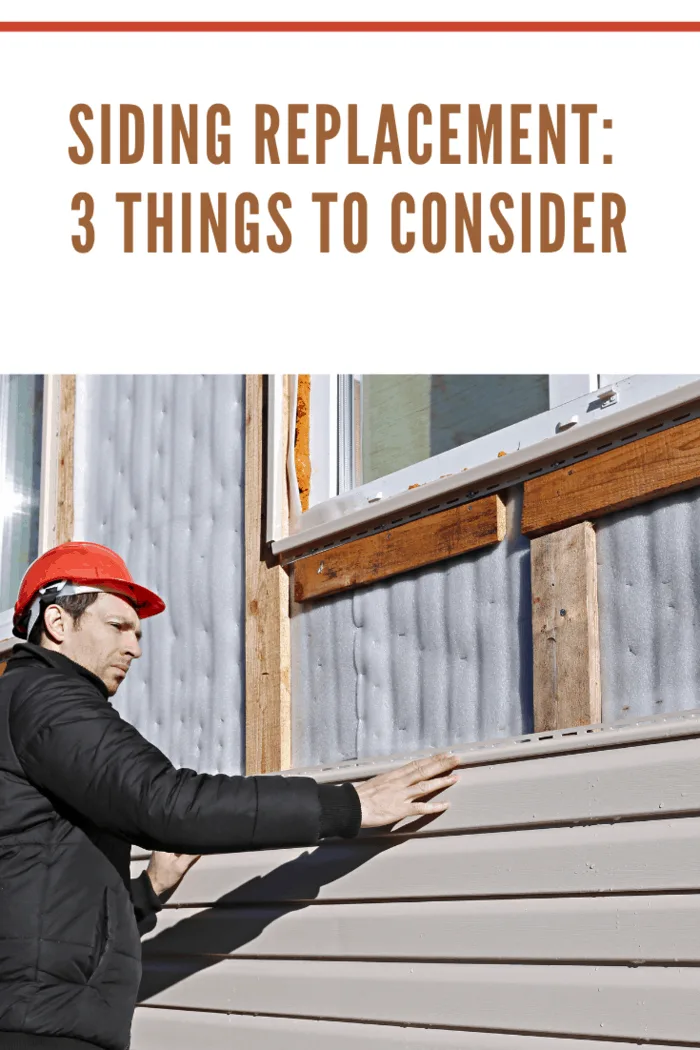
(271, 373), (700, 558)
(0, 375), (46, 642)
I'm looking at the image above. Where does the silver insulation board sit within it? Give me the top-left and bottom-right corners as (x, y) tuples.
(292, 489), (533, 768)
(596, 487), (700, 723)
(73, 375), (245, 774)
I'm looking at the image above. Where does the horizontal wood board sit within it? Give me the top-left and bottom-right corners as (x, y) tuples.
(137, 958), (700, 1042)
(293, 494), (505, 602)
(131, 1010), (693, 1050)
(522, 415), (700, 537)
(143, 893), (700, 963)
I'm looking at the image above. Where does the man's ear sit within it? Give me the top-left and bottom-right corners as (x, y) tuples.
(43, 604), (67, 644)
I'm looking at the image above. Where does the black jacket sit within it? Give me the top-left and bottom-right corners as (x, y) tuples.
(0, 645), (360, 1049)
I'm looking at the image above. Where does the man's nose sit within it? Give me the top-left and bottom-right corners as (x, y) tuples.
(125, 637), (142, 660)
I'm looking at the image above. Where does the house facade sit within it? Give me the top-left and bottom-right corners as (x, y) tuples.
(2, 372), (700, 1048)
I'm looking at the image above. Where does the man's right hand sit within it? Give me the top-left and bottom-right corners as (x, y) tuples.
(355, 753), (460, 828)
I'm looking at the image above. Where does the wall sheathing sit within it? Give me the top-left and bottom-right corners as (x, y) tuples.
(73, 374), (246, 774)
(596, 486), (700, 723)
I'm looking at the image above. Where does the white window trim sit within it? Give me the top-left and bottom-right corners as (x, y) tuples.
(270, 374), (700, 560)
(0, 374), (60, 652)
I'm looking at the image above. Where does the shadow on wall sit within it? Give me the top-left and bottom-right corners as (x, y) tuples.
(137, 834), (404, 1002)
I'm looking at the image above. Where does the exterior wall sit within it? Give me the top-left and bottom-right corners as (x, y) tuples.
(293, 484), (700, 767)
(73, 374), (246, 774)
(292, 488), (533, 767)
(131, 722), (700, 1048)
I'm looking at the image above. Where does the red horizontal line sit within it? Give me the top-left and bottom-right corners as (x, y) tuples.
(0, 22), (699, 33)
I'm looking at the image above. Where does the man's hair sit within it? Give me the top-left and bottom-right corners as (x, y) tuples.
(28, 592), (101, 646)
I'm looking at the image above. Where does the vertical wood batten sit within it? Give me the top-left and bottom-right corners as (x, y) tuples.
(245, 375), (291, 774)
(531, 521), (601, 732)
(56, 374), (76, 545)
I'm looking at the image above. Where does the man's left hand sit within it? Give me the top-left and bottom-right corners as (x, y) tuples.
(146, 851), (200, 898)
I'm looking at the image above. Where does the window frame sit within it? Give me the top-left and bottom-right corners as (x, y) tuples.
(0, 374), (61, 653)
(270, 373), (700, 559)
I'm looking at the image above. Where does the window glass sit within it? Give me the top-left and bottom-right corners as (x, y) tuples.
(358, 374), (550, 486)
(1, 375), (44, 610)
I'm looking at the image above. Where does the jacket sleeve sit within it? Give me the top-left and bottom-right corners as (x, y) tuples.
(10, 672), (340, 853)
(130, 871), (163, 936)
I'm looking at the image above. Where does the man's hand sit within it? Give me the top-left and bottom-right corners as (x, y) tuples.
(356, 752), (460, 828)
(146, 851), (201, 898)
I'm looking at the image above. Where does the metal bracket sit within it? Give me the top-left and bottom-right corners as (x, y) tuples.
(597, 385), (619, 408)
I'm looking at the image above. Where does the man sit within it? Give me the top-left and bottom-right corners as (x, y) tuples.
(0, 541), (459, 1050)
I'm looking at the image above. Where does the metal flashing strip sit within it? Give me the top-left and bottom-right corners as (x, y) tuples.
(274, 382), (700, 563)
(287, 709), (700, 782)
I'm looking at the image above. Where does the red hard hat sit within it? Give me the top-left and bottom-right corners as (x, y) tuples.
(14, 541), (166, 639)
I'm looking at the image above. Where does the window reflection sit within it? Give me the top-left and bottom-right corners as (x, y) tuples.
(1, 375), (44, 611)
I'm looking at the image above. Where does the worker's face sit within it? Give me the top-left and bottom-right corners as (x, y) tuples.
(44, 592), (143, 696)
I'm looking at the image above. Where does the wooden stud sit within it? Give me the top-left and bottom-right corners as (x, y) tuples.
(56, 375), (76, 545)
(293, 495), (506, 603)
(294, 374), (311, 513)
(522, 416), (700, 537)
(531, 522), (601, 732)
(0, 662), (6, 677)
(244, 375), (291, 775)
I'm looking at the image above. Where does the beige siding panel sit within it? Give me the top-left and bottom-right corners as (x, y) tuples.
(395, 736), (700, 832)
(142, 894), (700, 962)
(132, 817), (700, 903)
(136, 737), (700, 849)
(138, 959), (700, 1042)
(131, 1009), (693, 1050)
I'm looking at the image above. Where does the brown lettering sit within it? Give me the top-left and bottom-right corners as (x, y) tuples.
(312, 192), (338, 252)
(153, 104), (163, 165)
(408, 104), (432, 164)
(540, 193), (565, 252)
(511, 104), (531, 164)
(602, 193), (627, 252)
(539, 103), (565, 163)
(235, 193), (259, 252)
(571, 104), (597, 164)
(455, 193), (481, 252)
(344, 193), (368, 252)
(255, 105), (280, 164)
(348, 105), (369, 164)
(288, 104), (309, 164)
(373, 104), (401, 163)
(201, 193), (227, 252)
(423, 193), (446, 252)
(522, 192), (532, 252)
(489, 193), (514, 253)
(147, 192), (173, 252)
(573, 192), (595, 253)
(316, 105), (341, 164)
(115, 192), (141, 252)
(469, 104), (502, 164)
(207, 104), (231, 164)
(68, 105), (93, 164)
(181, 193), (191, 252)
(440, 104), (461, 164)
(71, 192), (94, 252)
(391, 193), (415, 252)
(120, 105), (145, 164)
(268, 192), (293, 252)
